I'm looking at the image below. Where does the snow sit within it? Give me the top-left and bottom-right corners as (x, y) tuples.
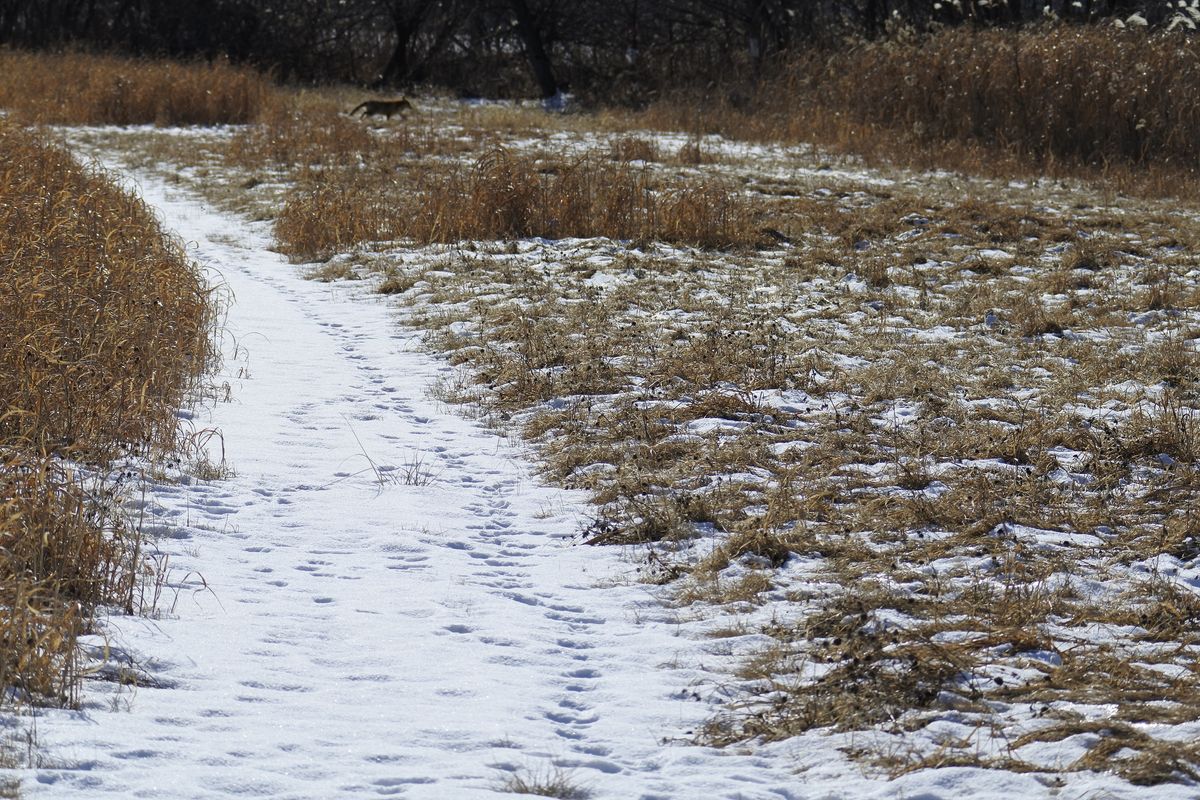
(10, 153), (1198, 799)
(16, 170), (808, 799)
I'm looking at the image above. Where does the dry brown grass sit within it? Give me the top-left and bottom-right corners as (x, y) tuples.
(796, 27), (1200, 168)
(225, 95), (383, 169)
(0, 125), (214, 453)
(633, 26), (1200, 199)
(498, 764), (591, 799)
(273, 142), (757, 260)
(0, 50), (274, 125)
(0, 576), (83, 708)
(60, 87), (764, 259)
(0, 119), (215, 709)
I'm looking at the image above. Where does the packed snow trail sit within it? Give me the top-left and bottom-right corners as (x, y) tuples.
(17, 171), (793, 799)
(17, 167), (1080, 800)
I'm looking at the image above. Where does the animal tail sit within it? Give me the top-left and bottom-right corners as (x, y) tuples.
(349, 102), (368, 116)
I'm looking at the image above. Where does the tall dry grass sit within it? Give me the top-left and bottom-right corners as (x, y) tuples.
(811, 26), (1200, 170)
(0, 119), (215, 706)
(638, 26), (1200, 192)
(225, 96), (380, 168)
(0, 50), (275, 125)
(0, 125), (214, 452)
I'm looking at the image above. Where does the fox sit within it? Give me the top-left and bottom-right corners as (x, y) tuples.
(349, 98), (414, 120)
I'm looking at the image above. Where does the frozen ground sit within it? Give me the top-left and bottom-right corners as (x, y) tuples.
(11, 156), (1190, 799)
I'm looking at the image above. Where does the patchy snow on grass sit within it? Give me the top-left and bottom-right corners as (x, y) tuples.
(14, 113), (1200, 799)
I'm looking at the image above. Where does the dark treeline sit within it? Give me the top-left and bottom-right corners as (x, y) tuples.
(0, 1), (1176, 101)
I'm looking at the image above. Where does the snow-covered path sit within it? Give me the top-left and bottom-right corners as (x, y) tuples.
(18, 172), (815, 800)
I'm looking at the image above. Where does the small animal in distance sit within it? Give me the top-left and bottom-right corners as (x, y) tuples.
(349, 98), (414, 119)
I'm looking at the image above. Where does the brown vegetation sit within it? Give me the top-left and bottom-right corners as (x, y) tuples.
(639, 26), (1200, 198)
(0, 50), (274, 126)
(0, 120), (215, 707)
(192, 94), (760, 259)
(274, 145), (756, 259)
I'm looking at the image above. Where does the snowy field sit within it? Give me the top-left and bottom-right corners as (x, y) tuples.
(7, 168), (851, 799)
(8, 117), (1200, 799)
(12, 170), (789, 799)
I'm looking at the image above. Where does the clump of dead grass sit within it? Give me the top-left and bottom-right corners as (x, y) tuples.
(498, 764), (591, 799)
(225, 97), (380, 169)
(0, 124), (215, 452)
(607, 135), (659, 163)
(275, 145), (757, 260)
(275, 180), (399, 262)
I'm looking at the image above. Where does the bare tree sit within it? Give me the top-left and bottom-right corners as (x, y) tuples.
(376, 0), (468, 88)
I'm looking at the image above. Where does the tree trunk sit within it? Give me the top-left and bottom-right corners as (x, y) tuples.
(508, 0), (558, 99)
(378, 19), (411, 88)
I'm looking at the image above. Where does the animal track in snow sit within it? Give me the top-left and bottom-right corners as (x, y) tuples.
(22, 164), (823, 800)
